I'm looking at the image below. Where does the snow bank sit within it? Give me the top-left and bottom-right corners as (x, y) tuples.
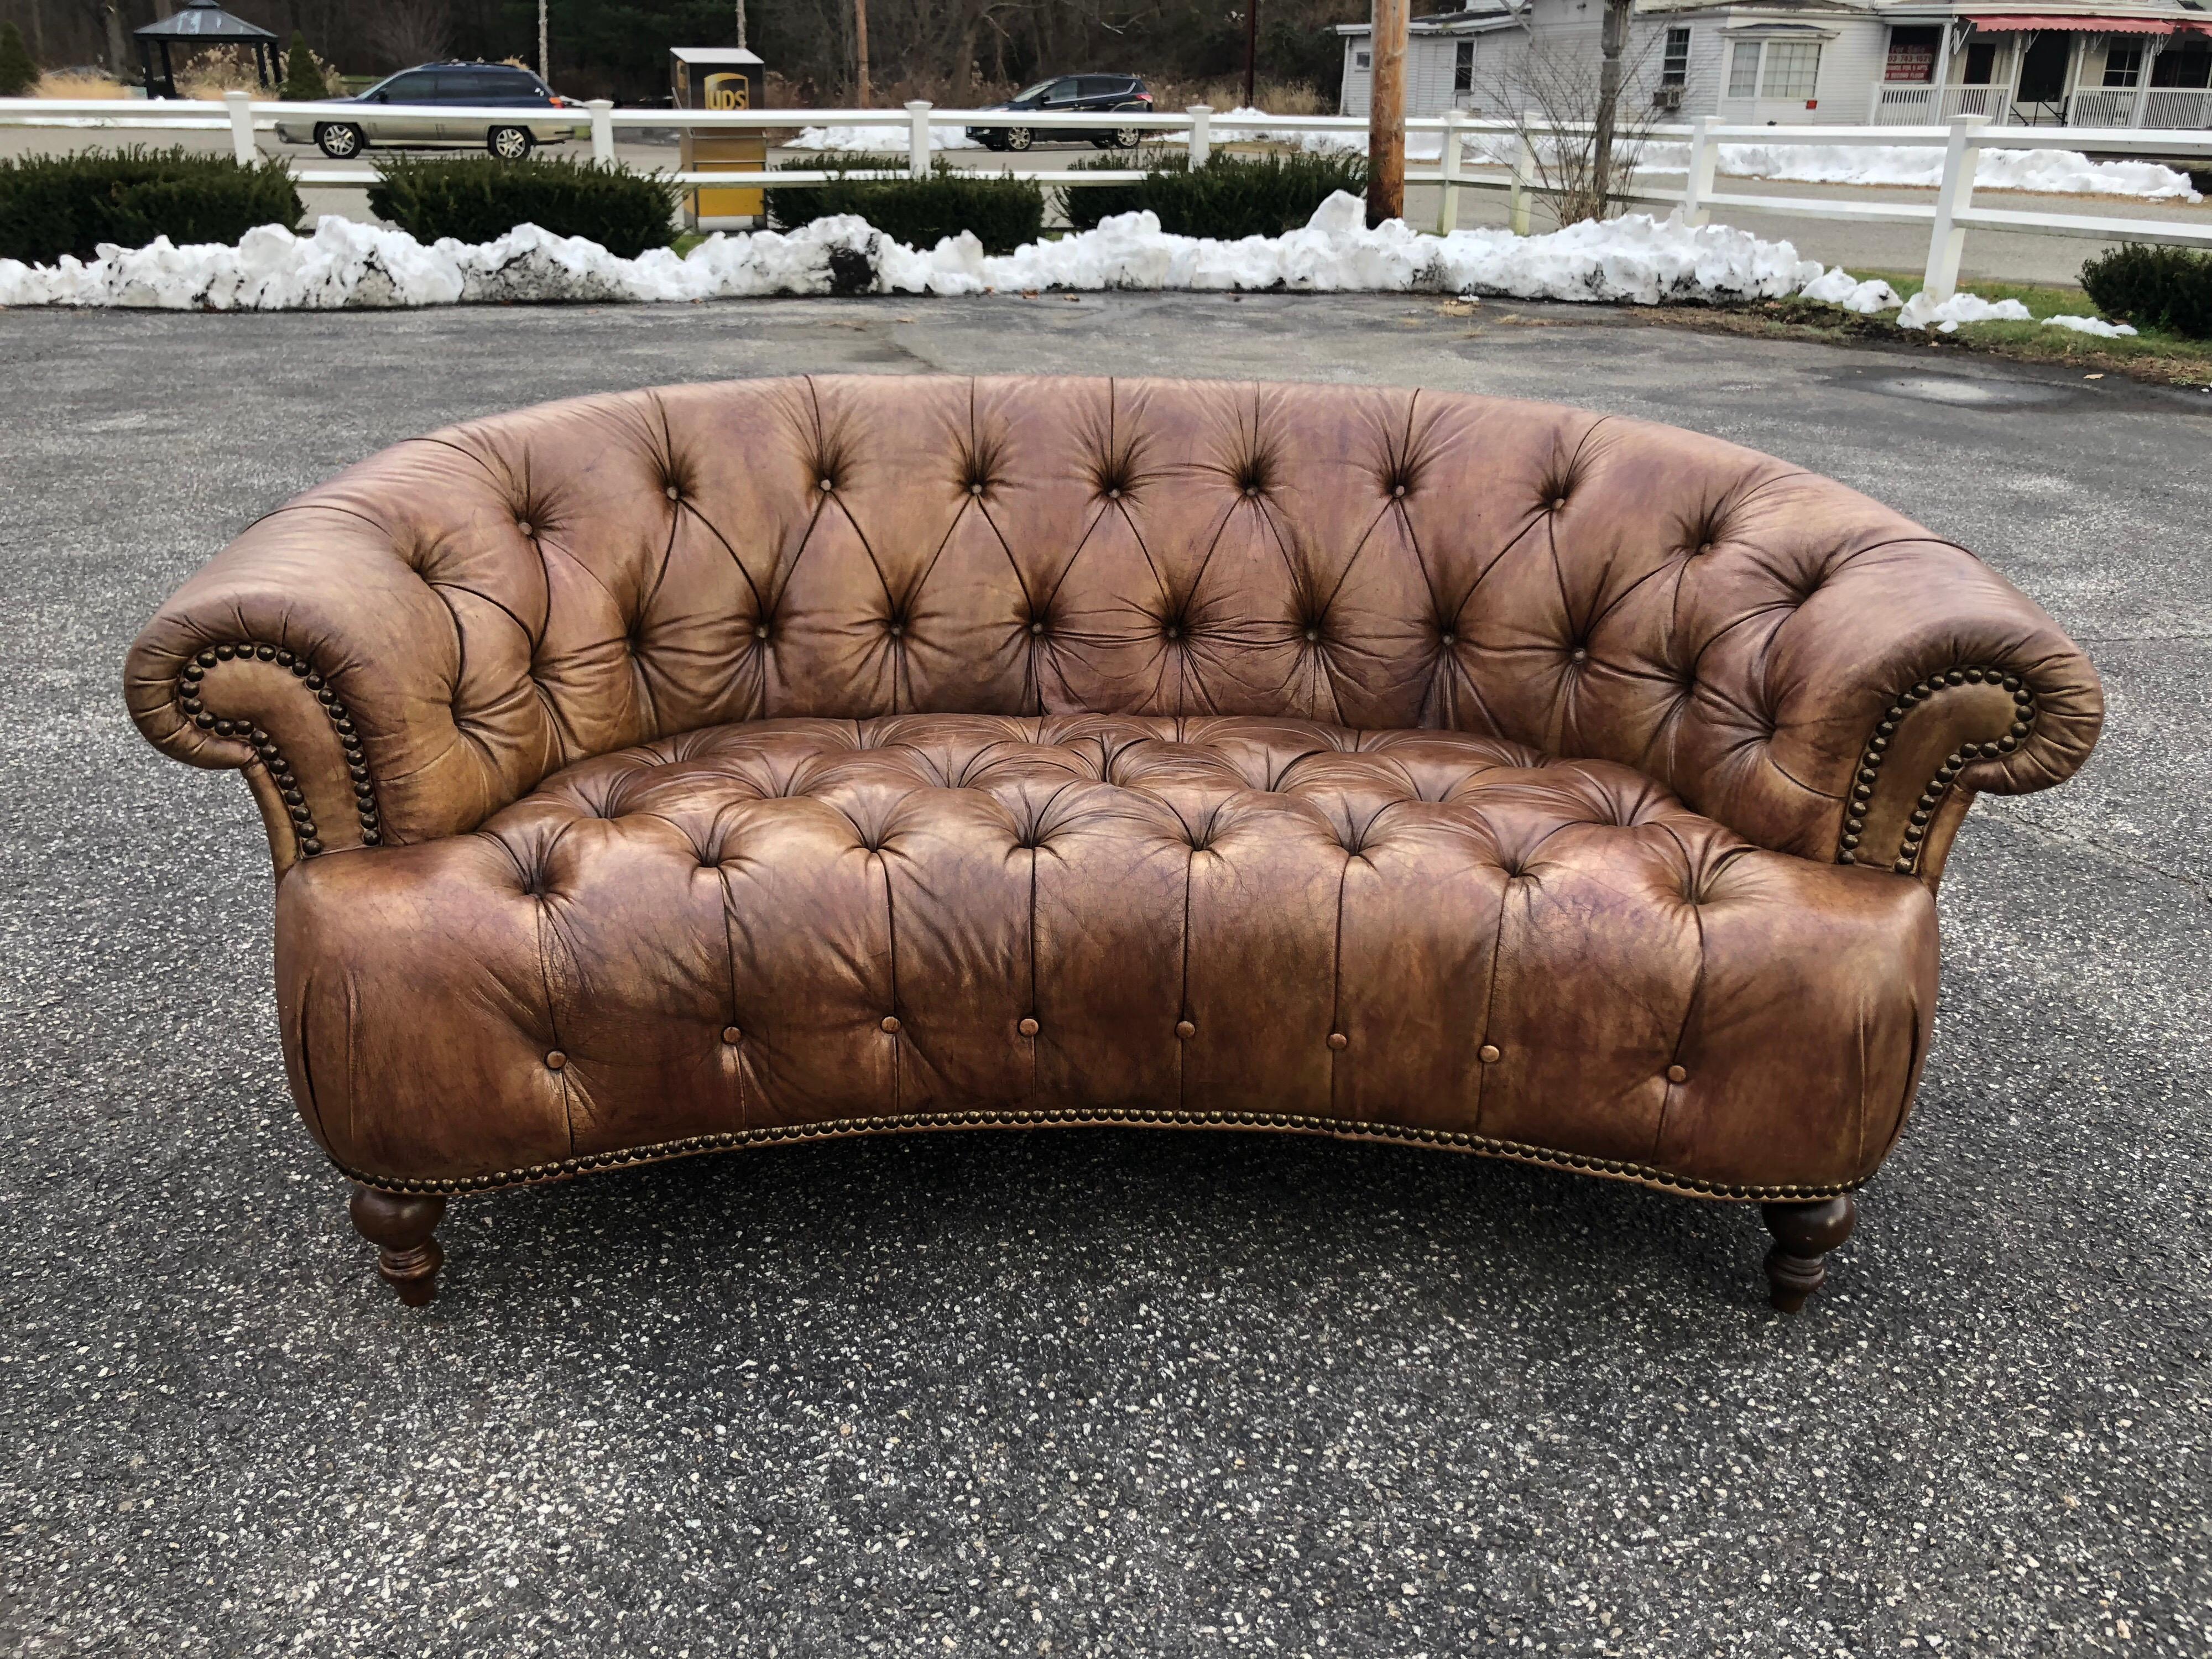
(791, 123), (980, 152)
(1186, 112), (2200, 201)
(0, 203), (2142, 349)
(0, 199), (1823, 310)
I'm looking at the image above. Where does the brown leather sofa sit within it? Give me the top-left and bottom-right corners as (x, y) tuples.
(125, 376), (2103, 1312)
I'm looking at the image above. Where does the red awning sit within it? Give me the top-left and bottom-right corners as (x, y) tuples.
(1963, 13), (2197, 31)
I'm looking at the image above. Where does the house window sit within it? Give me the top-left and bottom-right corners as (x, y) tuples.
(1760, 41), (1822, 100)
(1354, 49), (1372, 71)
(1885, 25), (1940, 82)
(1961, 41), (1998, 85)
(2103, 41), (2143, 87)
(1727, 41), (1760, 98)
(1662, 27), (1691, 86)
(2152, 38), (2212, 88)
(1455, 39), (1474, 92)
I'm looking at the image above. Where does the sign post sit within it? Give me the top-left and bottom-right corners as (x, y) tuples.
(671, 46), (767, 228)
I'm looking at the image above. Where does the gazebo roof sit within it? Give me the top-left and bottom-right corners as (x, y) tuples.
(134, 0), (278, 42)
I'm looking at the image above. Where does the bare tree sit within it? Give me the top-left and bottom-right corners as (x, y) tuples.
(366, 0), (451, 68)
(1591, 0), (1630, 209)
(1491, 36), (1660, 226)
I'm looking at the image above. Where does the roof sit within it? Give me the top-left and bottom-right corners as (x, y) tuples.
(134, 0), (276, 41)
(667, 47), (765, 65)
(1337, 4), (1532, 36)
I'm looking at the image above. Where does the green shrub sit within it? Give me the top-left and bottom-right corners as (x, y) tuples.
(368, 155), (678, 258)
(0, 22), (35, 100)
(1065, 149), (1367, 238)
(280, 30), (328, 102)
(2079, 243), (2212, 340)
(0, 148), (302, 265)
(767, 154), (1045, 255)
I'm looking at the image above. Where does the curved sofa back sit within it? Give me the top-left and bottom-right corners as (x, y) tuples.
(125, 375), (2103, 867)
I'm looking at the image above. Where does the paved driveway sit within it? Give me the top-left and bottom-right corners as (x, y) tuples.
(1, 296), (2205, 1656)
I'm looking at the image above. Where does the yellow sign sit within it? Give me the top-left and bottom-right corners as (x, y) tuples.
(705, 71), (750, 111)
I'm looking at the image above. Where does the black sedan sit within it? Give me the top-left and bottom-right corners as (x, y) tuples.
(966, 75), (1154, 151)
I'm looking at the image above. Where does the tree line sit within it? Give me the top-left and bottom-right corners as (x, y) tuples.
(0, 0), (1361, 106)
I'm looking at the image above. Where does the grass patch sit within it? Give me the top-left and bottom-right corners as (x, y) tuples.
(1705, 267), (2212, 385)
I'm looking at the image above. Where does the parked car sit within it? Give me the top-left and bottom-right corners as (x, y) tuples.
(275, 61), (579, 160)
(966, 75), (1154, 151)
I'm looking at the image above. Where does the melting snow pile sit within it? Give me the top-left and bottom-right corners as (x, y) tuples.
(0, 196), (2139, 343)
(0, 196), (1824, 309)
(791, 122), (980, 152)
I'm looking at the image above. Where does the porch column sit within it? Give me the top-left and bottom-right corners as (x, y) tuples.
(1929, 22), (1957, 122)
(2130, 36), (2163, 127)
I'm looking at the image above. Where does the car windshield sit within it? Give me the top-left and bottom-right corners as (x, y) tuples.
(1013, 79), (1059, 102)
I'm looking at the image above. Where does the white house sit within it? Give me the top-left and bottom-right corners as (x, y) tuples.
(1337, 0), (2212, 129)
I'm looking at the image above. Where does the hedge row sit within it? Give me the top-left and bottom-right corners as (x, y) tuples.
(766, 155), (1045, 256)
(368, 155), (678, 258)
(2079, 243), (2212, 340)
(1065, 150), (1368, 239)
(0, 148), (303, 266)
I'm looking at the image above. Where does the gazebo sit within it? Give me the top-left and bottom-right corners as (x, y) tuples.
(135, 0), (279, 101)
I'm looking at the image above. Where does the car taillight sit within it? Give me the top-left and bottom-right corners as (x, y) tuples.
(1136, 92), (1152, 102)
(549, 95), (568, 107)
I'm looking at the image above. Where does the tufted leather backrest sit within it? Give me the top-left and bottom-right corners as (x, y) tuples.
(125, 375), (2103, 868)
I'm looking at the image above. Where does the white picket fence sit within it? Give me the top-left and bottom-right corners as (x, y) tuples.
(4, 92), (2211, 303)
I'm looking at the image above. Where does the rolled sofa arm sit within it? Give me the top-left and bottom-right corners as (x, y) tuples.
(1679, 528), (2104, 887)
(122, 436), (579, 873)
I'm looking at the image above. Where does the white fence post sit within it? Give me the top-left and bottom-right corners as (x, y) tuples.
(1436, 108), (1465, 234)
(1509, 119), (1537, 236)
(1922, 113), (1987, 304)
(223, 90), (255, 165)
(1188, 104), (1212, 169)
(587, 99), (615, 163)
(1682, 115), (1718, 226)
(906, 100), (932, 179)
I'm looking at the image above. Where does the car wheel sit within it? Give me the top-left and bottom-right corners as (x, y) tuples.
(315, 123), (364, 160)
(1004, 127), (1033, 152)
(1113, 127), (1142, 149)
(488, 125), (535, 160)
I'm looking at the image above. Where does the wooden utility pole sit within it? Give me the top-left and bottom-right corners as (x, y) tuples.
(1590, 0), (1631, 213)
(1365, 0), (1408, 225)
(538, 0), (549, 80)
(735, 0), (747, 52)
(1243, 0), (1259, 110)
(854, 0), (872, 106)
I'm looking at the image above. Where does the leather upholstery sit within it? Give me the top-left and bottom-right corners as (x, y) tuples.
(124, 377), (2103, 1201)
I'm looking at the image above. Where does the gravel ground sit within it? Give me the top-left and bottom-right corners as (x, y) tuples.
(1, 295), (2205, 1658)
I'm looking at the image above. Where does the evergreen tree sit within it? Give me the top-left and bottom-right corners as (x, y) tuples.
(0, 22), (38, 100)
(280, 31), (328, 102)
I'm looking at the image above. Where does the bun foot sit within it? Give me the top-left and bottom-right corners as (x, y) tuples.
(1761, 1194), (1856, 1313)
(348, 1183), (447, 1307)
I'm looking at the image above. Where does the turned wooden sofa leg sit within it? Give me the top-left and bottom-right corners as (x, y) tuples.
(1761, 1194), (1857, 1313)
(348, 1183), (447, 1307)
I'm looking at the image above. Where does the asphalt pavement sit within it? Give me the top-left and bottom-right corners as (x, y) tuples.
(0, 295), (2206, 1657)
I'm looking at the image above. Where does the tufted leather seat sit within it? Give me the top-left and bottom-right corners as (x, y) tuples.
(125, 376), (2103, 1306)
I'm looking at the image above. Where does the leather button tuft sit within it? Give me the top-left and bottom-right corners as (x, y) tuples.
(881, 1015), (901, 1034)
(1550, 496), (1568, 511)
(1439, 631), (1457, 646)
(1327, 1031), (1348, 1051)
(818, 478), (834, 492)
(1391, 484), (1406, 498)
(1030, 620), (1047, 635)
(1175, 1019), (1196, 1040)
(722, 1026), (743, 1045)
(1107, 486), (1121, 499)
(969, 482), (984, 495)
(1478, 1044), (1501, 1063)
(665, 484), (682, 500)
(545, 1050), (567, 1071)
(1018, 1016), (1040, 1037)
(1666, 1063), (1688, 1083)
(1305, 627), (1320, 643)
(516, 520), (534, 537)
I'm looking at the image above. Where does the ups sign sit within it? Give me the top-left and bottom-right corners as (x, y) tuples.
(705, 72), (750, 111)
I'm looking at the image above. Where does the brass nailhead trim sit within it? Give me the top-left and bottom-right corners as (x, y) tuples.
(1836, 667), (2037, 875)
(336, 1107), (1859, 1203)
(179, 642), (384, 855)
